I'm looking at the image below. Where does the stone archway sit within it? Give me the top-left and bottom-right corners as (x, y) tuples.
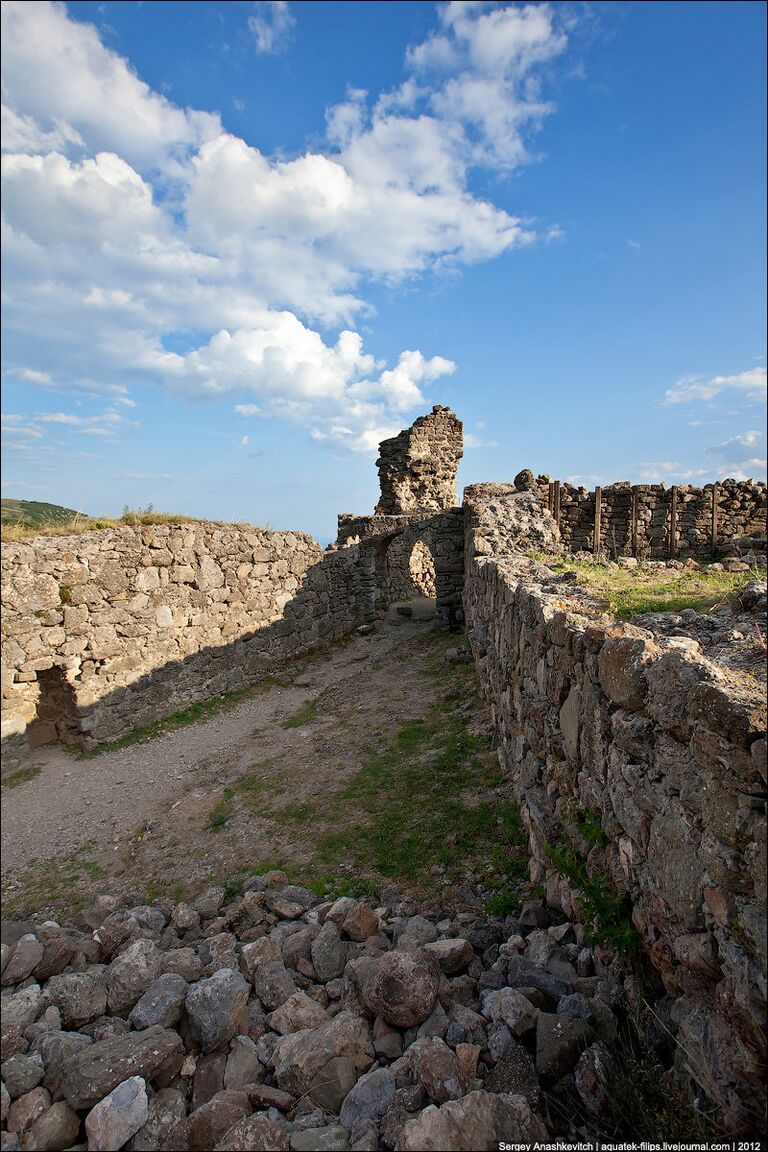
(26, 666), (81, 750)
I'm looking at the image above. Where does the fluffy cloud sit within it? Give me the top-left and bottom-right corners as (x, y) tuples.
(705, 430), (767, 480)
(664, 366), (767, 406)
(160, 320), (454, 451)
(1, 1), (568, 449)
(1, 1), (220, 171)
(248, 1), (295, 54)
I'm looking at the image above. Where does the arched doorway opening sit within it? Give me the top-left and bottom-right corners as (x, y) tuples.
(26, 666), (81, 750)
(408, 539), (437, 598)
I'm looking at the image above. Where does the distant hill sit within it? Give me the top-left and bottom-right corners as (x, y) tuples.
(1, 499), (88, 529)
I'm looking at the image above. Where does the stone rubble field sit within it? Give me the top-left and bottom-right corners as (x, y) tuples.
(1, 873), (629, 1152)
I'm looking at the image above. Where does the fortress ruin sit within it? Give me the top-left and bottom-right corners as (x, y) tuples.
(1, 407), (766, 1130)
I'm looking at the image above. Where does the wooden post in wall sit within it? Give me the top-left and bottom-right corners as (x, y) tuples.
(669, 486), (678, 558)
(548, 482), (554, 512)
(593, 487), (602, 554)
(711, 482), (719, 551)
(631, 487), (639, 557)
(553, 481), (561, 528)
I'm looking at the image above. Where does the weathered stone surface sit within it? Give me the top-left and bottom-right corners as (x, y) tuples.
(246, 1083), (296, 1113)
(85, 1075), (149, 1152)
(407, 1039), (466, 1104)
(1, 936), (44, 987)
(290, 1126), (351, 1152)
(395, 1089), (546, 1150)
(308, 1056), (358, 1113)
(2, 986), (42, 1031)
(422, 939), (473, 974)
(128, 1088), (187, 1152)
(107, 941), (162, 1016)
(18, 1099), (79, 1151)
(34, 935), (75, 982)
(59, 1026), (183, 1109)
(185, 969), (250, 1053)
(161, 1091), (250, 1152)
(535, 1014), (593, 1084)
(162, 948), (202, 983)
(268, 991), (329, 1035)
(33, 1030), (93, 1096)
(250, 960), (295, 1011)
(339, 1066), (396, 1136)
(191, 1052), (226, 1111)
(341, 905), (379, 943)
(598, 635), (658, 711)
(171, 903), (200, 933)
(223, 1036), (263, 1090)
(274, 1013), (373, 1096)
(311, 923), (346, 983)
(363, 950), (440, 1027)
(214, 1113), (290, 1151)
(394, 916), (438, 948)
(1, 1052), (44, 1099)
(7, 1087), (50, 1136)
(488, 988), (539, 1036)
(129, 973), (188, 1030)
(44, 971), (107, 1029)
(241, 936), (281, 981)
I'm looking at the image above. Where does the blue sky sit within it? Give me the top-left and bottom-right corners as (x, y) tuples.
(2, 1), (765, 541)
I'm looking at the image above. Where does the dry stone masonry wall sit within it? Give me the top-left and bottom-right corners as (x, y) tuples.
(3, 406), (767, 1132)
(514, 470), (767, 561)
(462, 485), (767, 1130)
(1, 525), (362, 771)
(375, 406), (463, 516)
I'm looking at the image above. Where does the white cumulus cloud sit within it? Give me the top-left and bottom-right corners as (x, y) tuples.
(664, 366), (767, 406)
(1, 0), (569, 451)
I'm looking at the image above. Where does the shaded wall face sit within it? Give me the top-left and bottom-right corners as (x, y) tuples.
(1, 524), (363, 771)
(462, 489), (767, 1129)
(375, 408), (464, 516)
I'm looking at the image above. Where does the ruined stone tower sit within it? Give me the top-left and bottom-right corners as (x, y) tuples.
(375, 405), (463, 515)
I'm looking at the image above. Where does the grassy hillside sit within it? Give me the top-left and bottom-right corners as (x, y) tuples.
(1, 499), (87, 529)
(1, 499), (258, 541)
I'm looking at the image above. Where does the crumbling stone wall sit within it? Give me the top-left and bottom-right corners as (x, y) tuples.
(337, 510), (465, 615)
(517, 472), (767, 560)
(462, 486), (767, 1128)
(375, 405), (463, 515)
(1, 524), (362, 771)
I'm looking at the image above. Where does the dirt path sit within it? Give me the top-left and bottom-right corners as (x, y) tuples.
(3, 602), (518, 919)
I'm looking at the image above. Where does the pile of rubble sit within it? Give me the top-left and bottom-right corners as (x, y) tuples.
(1, 874), (632, 1151)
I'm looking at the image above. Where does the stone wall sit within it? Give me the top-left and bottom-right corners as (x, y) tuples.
(337, 509), (465, 616)
(375, 405), (463, 516)
(462, 486), (767, 1128)
(1, 524), (362, 771)
(514, 471), (767, 560)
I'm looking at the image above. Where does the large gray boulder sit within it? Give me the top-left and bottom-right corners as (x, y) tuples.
(185, 969), (250, 1053)
(59, 1026), (183, 1110)
(85, 1076), (149, 1152)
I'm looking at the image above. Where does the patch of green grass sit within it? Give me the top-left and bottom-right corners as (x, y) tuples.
(73, 680), (275, 758)
(545, 838), (638, 951)
(261, 684), (528, 900)
(2, 763), (43, 789)
(281, 696), (321, 729)
(205, 788), (235, 832)
(1, 841), (102, 920)
(530, 552), (757, 620)
(58, 585), (72, 605)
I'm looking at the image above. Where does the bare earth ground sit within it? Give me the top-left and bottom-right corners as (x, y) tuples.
(2, 603), (522, 920)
